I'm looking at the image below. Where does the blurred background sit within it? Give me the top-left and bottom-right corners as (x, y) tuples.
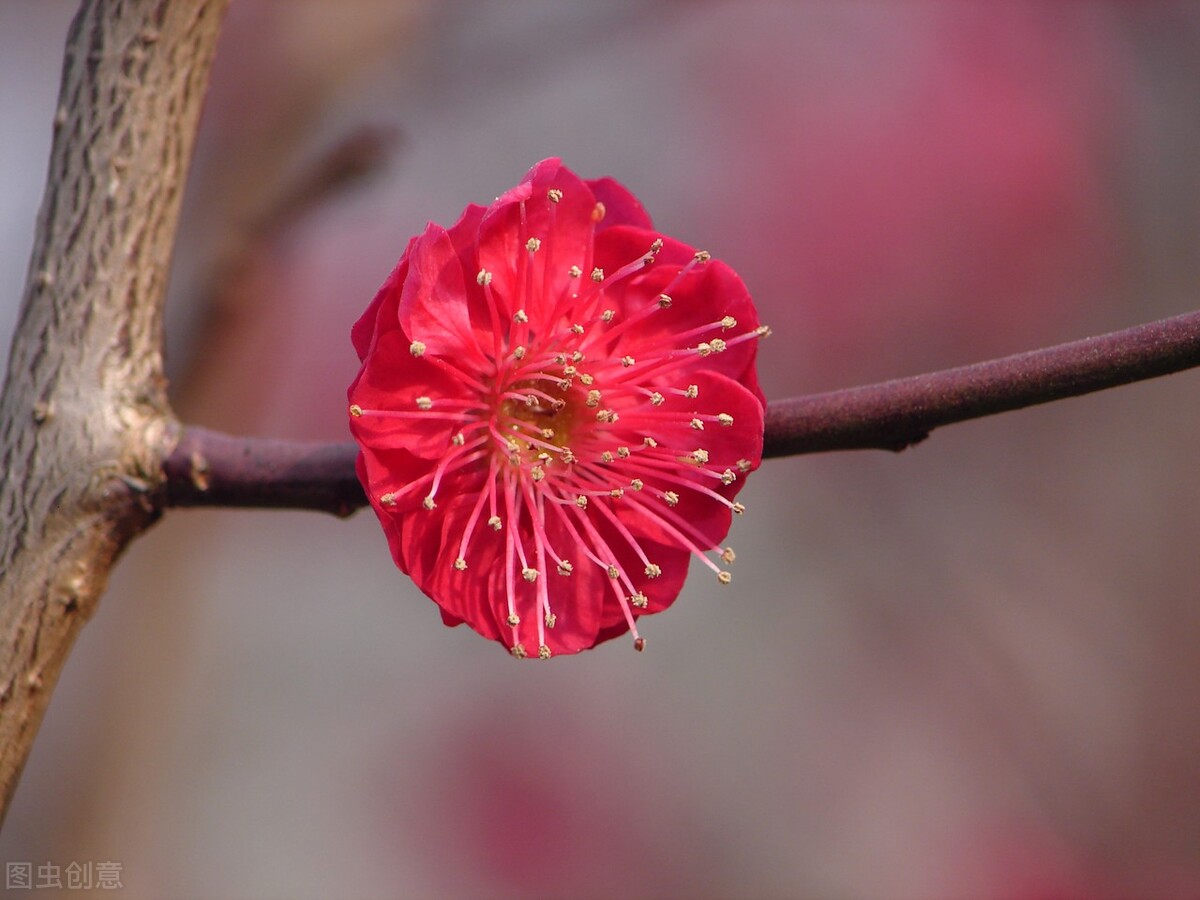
(2, 2), (1200, 897)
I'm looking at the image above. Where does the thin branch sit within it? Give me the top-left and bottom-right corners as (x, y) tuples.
(162, 426), (363, 518)
(162, 308), (1200, 515)
(763, 308), (1200, 457)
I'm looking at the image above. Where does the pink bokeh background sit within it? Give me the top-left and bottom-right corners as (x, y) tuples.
(1, 2), (1199, 898)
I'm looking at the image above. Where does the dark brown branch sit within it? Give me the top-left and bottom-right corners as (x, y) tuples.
(763, 308), (1200, 457)
(162, 309), (1200, 515)
(162, 426), (364, 518)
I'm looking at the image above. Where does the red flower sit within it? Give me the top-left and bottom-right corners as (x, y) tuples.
(348, 159), (767, 658)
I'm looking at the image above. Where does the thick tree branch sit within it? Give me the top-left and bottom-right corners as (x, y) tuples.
(0, 0), (229, 825)
(161, 308), (1200, 515)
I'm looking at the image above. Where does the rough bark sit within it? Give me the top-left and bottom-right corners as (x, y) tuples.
(0, 0), (229, 825)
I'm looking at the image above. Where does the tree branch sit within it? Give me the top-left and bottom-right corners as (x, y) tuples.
(161, 308), (1200, 516)
(162, 425), (363, 518)
(763, 308), (1200, 456)
(0, 0), (229, 824)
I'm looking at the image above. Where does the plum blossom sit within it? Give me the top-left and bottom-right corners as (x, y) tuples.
(348, 159), (767, 657)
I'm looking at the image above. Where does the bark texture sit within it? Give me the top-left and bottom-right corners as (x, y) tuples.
(0, 0), (228, 824)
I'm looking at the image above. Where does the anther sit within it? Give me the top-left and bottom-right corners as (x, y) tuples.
(522, 567), (539, 583)
(453, 557), (467, 571)
(732, 502), (746, 515)
(717, 571), (732, 585)
(576, 495), (588, 509)
(592, 202), (606, 221)
(476, 269), (492, 286)
(644, 437), (658, 448)
(630, 478), (644, 491)
(422, 496), (436, 510)
(511, 644), (527, 658)
(557, 560), (573, 576)
(513, 346), (526, 360)
(657, 294), (672, 309)
(601, 309), (615, 322)
(720, 469), (736, 485)
(692, 449), (709, 464)
(545, 612), (558, 627)
(507, 613), (521, 626)
(531, 466), (545, 482)
(690, 418), (705, 431)
(650, 238), (664, 253)
(650, 392), (664, 406)
(663, 491), (680, 507)
(645, 563), (661, 578)
(586, 390), (601, 407)
(526, 237), (542, 252)
(709, 338), (728, 353)
(693, 250), (711, 263)
(568, 265), (582, 278)
(416, 396), (433, 410)
(591, 268), (604, 282)
(488, 515), (502, 530)
(685, 385), (699, 399)
(721, 547), (736, 564)
(756, 325), (773, 338)
(452, 433), (465, 446)
(621, 355), (635, 367)
(737, 458), (753, 473)
(571, 323), (585, 334)
(547, 188), (563, 203)
(634, 637), (646, 652)
(514, 309), (529, 323)
(601, 451), (615, 463)
(580, 373), (595, 385)
(596, 409), (618, 423)
(349, 404), (363, 417)
(617, 446), (631, 458)
(563, 365), (578, 377)
(538, 644), (552, 660)
(717, 413), (734, 427)
(607, 565), (620, 580)
(697, 342), (713, 357)
(721, 316), (737, 329)
(631, 592), (649, 609)
(409, 340), (426, 357)
(610, 488), (624, 499)
(380, 493), (397, 506)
